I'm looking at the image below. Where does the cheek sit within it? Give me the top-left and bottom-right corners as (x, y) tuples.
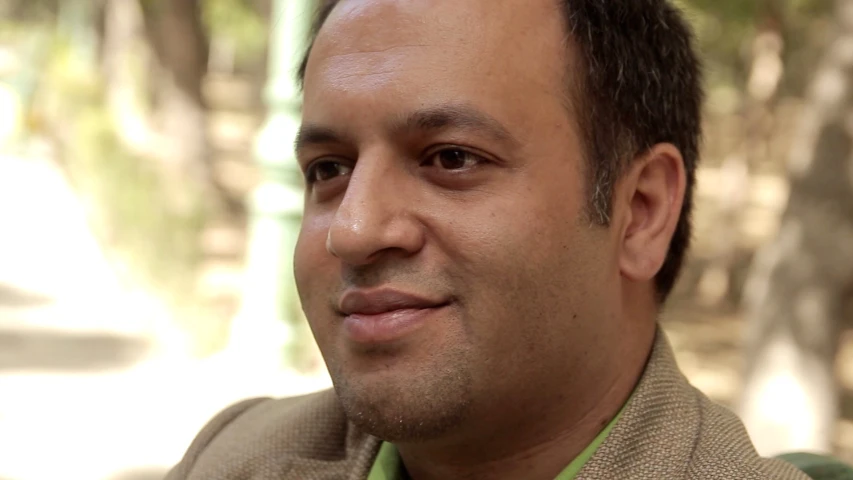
(294, 212), (335, 306)
(294, 219), (342, 359)
(471, 230), (604, 395)
(444, 193), (595, 343)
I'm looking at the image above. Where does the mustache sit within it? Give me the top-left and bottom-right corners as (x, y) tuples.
(339, 262), (431, 288)
(331, 263), (455, 298)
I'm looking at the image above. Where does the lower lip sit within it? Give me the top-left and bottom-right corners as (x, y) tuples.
(343, 305), (447, 344)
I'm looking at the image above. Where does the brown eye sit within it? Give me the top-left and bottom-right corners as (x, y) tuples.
(425, 148), (484, 170)
(306, 160), (353, 184)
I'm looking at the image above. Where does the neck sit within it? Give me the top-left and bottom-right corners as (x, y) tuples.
(397, 320), (657, 480)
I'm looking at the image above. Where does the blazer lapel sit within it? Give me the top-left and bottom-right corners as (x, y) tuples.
(576, 329), (698, 479)
(576, 328), (810, 480)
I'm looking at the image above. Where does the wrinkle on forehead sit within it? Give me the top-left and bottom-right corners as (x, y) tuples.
(313, 53), (439, 94)
(321, 44), (435, 77)
(328, 44), (432, 58)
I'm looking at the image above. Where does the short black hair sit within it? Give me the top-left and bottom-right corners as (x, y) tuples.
(296, 0), (704, 303)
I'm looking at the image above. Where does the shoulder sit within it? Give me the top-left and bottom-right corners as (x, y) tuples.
(684, 388), (811, 480)
(578, 330), (811, 479)
(165, 389), (381, 480)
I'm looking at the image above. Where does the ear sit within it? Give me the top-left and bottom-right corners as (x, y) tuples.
(617, 143), (686, 282)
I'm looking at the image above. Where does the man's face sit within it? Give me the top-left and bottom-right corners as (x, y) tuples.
(295, 0), (621, 442)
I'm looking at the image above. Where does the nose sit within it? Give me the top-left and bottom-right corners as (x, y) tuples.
(326, 157), (425, 265)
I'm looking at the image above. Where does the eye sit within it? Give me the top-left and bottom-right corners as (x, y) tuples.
(305, 160), (353, 184)
(422, 147), (485, 171)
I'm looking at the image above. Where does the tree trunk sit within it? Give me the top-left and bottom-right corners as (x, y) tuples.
(140, 0), (216, 215)
(101, 0), (154, 157)
(697, 13), (785, 307)
(738, 0), (853, 455)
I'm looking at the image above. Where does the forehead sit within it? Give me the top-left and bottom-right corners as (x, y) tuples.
(301, 0), (572, 133)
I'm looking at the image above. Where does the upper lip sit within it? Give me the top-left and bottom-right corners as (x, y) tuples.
(338, 289), (447, 316)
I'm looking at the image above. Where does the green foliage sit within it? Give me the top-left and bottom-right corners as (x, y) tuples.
(74, 114), (206, 297)
(38, 37), (207, 331)
(202, 0), (268, 59)
(0, 0), (58, 23)
(778, 452), (853, 479)
(677, 0), (834, 92)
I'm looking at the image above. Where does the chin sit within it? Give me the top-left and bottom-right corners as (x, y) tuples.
(330, 361), (474, 442)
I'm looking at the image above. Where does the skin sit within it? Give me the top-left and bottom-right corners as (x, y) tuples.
(293, 0), (687, 478)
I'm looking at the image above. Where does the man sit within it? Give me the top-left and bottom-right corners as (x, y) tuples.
(166, 0), (812, 478)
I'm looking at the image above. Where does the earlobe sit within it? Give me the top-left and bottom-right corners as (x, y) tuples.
(619, 144), (686, 282)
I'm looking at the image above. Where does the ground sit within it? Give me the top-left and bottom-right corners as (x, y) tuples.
(0, 149), (330, 480)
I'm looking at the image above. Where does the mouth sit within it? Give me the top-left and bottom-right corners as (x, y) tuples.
(338, 289), (452, 344)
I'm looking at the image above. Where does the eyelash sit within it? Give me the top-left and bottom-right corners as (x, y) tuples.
(304, 159), (352, 184)
(303, 146), (489, 185)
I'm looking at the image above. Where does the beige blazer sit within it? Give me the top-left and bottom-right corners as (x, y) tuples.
(165, 330), (811, 479)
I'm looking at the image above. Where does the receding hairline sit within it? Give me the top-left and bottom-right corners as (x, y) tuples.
(298, 0), (582, 89)
(300, 1), (588, 130)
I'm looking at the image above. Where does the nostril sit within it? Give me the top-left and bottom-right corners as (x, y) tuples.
(325, 199), (426, 266)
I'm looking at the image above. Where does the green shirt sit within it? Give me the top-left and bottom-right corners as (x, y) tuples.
(366, 408), (623, 480)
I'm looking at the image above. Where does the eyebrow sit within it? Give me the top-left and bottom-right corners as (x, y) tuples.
(391, 104), (519, 147)
(294, 125), (347, 158)
(294, 104), (520, 156)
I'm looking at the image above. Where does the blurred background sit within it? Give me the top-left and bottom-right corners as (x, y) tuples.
(0, 0), (852, 478)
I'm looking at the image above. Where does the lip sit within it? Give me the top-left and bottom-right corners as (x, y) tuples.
(338, 289), (450, 344)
